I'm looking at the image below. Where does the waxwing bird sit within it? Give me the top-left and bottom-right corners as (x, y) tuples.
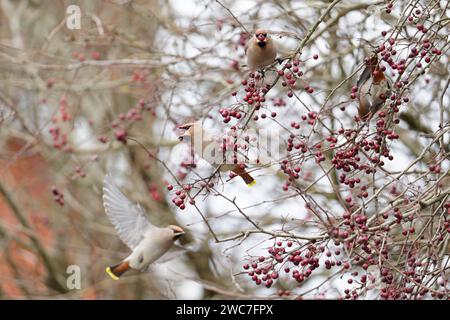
(357, 55), (391, 120)
(178, 122), (256, 186)
(246, 29), (277, 73)
(103, 174), (185, 280)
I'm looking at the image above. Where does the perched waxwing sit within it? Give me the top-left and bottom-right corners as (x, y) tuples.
(103, 174), (185, 280)
(357, 55), (391, 120)
(246, 29), (277, 73)
(178, 122), (256, 186)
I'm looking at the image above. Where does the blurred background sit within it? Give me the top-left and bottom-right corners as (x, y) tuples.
(0, 0), (448, 299)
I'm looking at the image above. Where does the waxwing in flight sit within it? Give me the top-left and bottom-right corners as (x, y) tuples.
(103, 174), (185, 280)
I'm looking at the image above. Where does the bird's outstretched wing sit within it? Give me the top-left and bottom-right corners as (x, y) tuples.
(102, 174), (154, 249)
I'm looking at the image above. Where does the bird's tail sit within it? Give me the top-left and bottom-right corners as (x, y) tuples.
(232, 165), (256, 187)
(106, 261), (130, 280)
(241, 172), (256, 186)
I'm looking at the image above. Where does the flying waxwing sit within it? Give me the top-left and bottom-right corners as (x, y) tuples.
(103, 174), (185, 280)
(246, 29), (277, 73)
(178, 122), (256, 186)
(357, 55), (391, 120)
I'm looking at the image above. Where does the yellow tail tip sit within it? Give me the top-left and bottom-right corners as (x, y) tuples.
(106, 267), (120, 280)
(247, 180), (256, 187)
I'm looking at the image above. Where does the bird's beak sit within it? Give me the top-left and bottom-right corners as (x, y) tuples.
(177, 124), (192, 141)
(174, 231), (185, 239)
